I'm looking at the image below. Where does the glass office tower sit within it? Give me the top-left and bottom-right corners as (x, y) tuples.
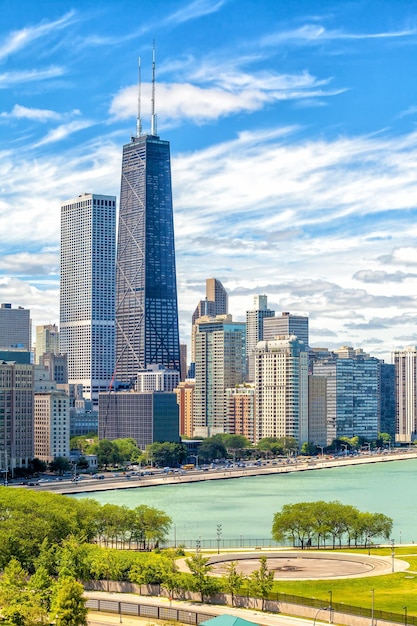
(115, 134), (180, 383)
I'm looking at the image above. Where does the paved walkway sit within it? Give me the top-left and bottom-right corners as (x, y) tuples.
(178, 549), (409, 580)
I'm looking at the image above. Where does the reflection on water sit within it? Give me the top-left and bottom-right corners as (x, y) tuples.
(73, 458), (417, 544)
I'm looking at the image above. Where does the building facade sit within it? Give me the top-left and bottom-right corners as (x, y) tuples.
(313, 349), (380, 442)
(60, 193), (116, 408)
(0, 303), (31, 351)
(98, 391), (180, 449)
(35, 324), (59, 364)
(393, 346), (417, 442)
(115, 130), (180, 384)
(226, 384), (256, 442)
(245, 295), (275, 382)
(263, 311), (309, 348)
(254, 336), (308, 446)
(0, 360), (34, 473)
(174, 380), (195, 438)
(193, 315), (246, 438)
(34, 390), (70, 462)
(136, 364), (180, 393)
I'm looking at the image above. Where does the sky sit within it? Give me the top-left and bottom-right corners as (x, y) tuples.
(1, 0), (417, 362)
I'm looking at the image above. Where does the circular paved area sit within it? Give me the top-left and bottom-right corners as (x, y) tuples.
(201, 551), (410, 580)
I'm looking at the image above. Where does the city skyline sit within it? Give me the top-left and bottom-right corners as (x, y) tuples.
(1, 0), (417, 361)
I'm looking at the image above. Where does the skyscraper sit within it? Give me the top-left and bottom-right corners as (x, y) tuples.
(35, 324), (59, 364)
(245, 295), (275, 381)
(190, 278), (228, 368)
(60, 192), (116, 408)
(115, 53), (180, 383)
(263, 311), (309, 348)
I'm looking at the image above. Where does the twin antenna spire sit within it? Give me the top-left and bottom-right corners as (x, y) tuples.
(136, 42), (157, 138)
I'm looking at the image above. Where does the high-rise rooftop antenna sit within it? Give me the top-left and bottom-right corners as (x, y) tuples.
(136, 56), (142, 138)
(151, 41), (157, 136)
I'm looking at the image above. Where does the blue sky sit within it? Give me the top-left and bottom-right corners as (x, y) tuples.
(1, 0), (417, 360)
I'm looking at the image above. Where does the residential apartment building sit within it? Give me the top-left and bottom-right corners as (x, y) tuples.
(254, 335), (308, 446)
(193, 314), (246, 438)
(226, 384), (256, 442)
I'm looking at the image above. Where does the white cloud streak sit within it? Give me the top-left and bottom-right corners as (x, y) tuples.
(0, 10), (76, 60)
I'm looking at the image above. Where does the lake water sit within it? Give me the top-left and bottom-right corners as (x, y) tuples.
(73, 458), (417, 546)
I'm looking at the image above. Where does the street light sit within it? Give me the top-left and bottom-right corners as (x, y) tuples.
(189, 454), (199, 470)
(318, 446), (325, 458)
(216, 524), (222, 554)
(370, 589), (374, 626)
(328, 591), (333, 624)
(391, 538), (395, 572)
(313, 607), (328, 625)
(404, 606), (407, 626)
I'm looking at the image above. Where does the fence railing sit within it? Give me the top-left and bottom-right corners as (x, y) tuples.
(86, 592), (417, 626)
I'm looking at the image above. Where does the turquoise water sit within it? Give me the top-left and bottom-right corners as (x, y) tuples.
(73, 459), (417, 545)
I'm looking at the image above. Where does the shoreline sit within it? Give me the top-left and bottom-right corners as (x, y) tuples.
(28, 448), (417, 496)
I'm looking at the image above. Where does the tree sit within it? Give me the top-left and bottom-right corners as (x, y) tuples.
(197, 435), (227, 462)
(49, 457), (71, 475)
(51, 575), (88, 626)
(249, 557), (274, 610)
(91, 439), (122, 467)
(185, 552), (220, 602)
(300, 442), (318, 456)
(31, 458), (48, 473)
(146, 442), (187, 467)
(222, 561), (244, 606)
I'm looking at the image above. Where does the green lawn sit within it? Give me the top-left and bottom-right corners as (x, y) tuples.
(268, 547), (417, 616)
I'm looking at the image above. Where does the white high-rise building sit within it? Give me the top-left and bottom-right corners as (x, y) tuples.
(60, 193), (116, 408)
(393, 346), (417, 443)
(254, 335), (308, 446)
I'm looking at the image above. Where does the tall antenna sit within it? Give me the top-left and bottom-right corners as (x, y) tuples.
(136, 56), (142, 138)
(151, 41), (157, 136)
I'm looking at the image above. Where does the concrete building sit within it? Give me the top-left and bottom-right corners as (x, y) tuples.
(58, 383), (98, 437)
(193, 314), (246, 438)
(39, 352), (68, 385)
(0, 303), (31, 351)
(191, 278), (228, 367)
(263, 312), (309, 348)
(0, 359), (34, 473)
(34, 390), (70, 462)
(380, 362), (396, 439)
(226, 384), (256, 442)
(174, 380), (195, 438)
(35, 324), (59, 364)
(98, 391), (180, 449)
(308, 375), (327, 447)
(246, 295), (275, 382)
(136, 364), (180, 393)
(392, 346), (417, 443)
(254, 336), (308, 446)
(60, 193), (116, 408)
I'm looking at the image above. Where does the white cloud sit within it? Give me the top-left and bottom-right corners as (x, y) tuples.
(109, 69), (344, 125)
(0, 104), (62, 122)
(261, 24), (417, 47)
(0, 66), (65, 88)
(33, 119), (96, 147)
(163, 0), (227, 25)
(0, 10), (76, 59)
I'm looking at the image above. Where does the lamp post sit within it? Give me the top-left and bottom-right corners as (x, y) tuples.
(370, 589), (374, 626)
(403, 606), (407, 626)
(216, 523), (222, 554)
(313, 607), (328, 625)
(328, 591), (333, 623)
(341, 443), (348, 456)
(189, 454), (199, 470)
(318, 446), (324, 458)
(391, 538), (395, 572)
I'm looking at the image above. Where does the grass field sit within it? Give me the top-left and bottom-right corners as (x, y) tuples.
(268, 546), (417, 616)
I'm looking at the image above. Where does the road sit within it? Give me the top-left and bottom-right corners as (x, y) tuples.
(18, 447), (417, 495)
